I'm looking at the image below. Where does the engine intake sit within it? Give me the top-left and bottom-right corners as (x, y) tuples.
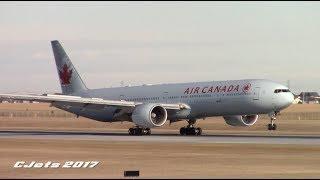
(131, 104), (167, 128)
(223, 115), (258, 126)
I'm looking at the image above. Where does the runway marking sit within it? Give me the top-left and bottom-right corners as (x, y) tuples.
(1, 130), (320, 145)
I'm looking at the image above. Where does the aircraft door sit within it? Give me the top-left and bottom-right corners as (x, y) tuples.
(253, 87), (260, 100)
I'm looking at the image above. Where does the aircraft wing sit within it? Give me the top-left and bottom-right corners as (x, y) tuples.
(0, 93), (189, 110)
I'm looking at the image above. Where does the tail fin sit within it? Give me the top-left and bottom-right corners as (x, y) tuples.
(51, 40), (88, 94)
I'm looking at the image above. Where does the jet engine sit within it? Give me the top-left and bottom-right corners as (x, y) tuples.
(223, 115), (258, 126)
(131, 103), (167, 128)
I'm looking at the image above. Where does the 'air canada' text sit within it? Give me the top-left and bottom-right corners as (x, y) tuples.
(184, 84), (251, 94)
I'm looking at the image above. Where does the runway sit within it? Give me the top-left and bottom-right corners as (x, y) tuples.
(1, 130), (320, 145)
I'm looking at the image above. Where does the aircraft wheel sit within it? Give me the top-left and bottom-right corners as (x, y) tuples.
(188, 127), (196, 136)
(268, 124), (277, 131)
(146, 128), (151, 135)
(180, 127), (186, 135)
(193, 127), (198, 136)
(128, 128), (134, 135)
(272, 124), (277, 130)
(129, 127), (145, 136)
(185, 127), (191, 135)
(196, 128), (202, 136)
(136, 128), (143, 136)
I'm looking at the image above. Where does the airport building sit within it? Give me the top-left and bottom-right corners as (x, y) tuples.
(298, 92), (320, 104)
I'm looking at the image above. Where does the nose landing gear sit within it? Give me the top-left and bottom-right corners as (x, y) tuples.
(180, 119), (202, 136)
(268, 111), (278, 131)
(128, 127), (151, 136)
(268, 117), (277, 130)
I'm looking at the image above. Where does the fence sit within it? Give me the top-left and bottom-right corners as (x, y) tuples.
(0, 109), (76, 118)
(259, 112), (320, 120)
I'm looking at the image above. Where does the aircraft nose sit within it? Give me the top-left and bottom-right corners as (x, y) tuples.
(288, 92), (295, 104)
(275, 92), (294, 111)
(281, 92), (294, 109)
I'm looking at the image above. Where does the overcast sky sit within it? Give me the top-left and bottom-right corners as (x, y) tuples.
(0, 1), (319, 94)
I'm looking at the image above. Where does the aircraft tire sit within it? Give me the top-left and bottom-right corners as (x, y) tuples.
(196, 128), (202, 136)
(180, 127), (186, 135)
(129, 128), (134, 135)
(137, 128), (143, 136)
(186, 127), (195, 136)
(146, 128), (151, 135)
(267, 124), (277, 131)
(272, 124), (277, 130)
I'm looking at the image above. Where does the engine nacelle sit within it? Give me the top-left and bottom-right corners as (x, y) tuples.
(223, 115), (259, 126)
(131, 104), (167, 128)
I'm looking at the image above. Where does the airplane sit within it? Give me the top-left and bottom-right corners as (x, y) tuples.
(0, 40), (294, 136)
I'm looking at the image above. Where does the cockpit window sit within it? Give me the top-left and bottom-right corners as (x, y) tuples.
(274, 89), (290, 93)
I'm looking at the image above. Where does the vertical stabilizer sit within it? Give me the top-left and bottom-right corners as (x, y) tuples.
(51, 40), (88, 94)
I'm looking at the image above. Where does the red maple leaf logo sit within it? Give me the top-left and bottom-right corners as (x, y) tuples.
(242, 83), (251, 93)
(59, 64), (72, 85)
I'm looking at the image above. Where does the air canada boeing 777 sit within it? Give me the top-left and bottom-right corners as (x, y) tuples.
(0, 41), (294, 136)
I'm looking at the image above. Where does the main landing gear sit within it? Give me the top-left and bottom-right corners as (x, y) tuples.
(128, 127), (151, 136)
(268, 112), (278, 131)
(180, 119), (202, 136)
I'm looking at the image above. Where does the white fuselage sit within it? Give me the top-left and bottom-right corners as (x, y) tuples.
(53, 79), (294, 122)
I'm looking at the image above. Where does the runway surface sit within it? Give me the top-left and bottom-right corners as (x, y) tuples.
(1, 130), (320, 145)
